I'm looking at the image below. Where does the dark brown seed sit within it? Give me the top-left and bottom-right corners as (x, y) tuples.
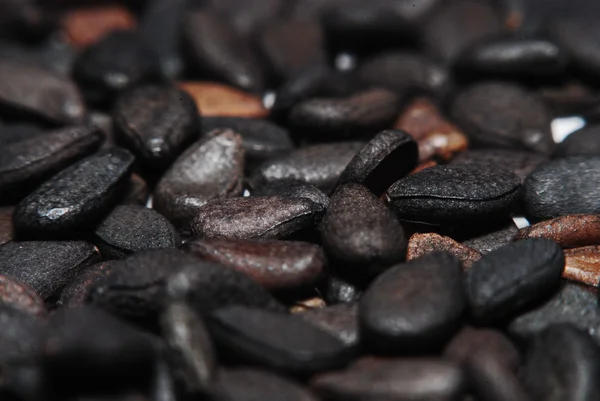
(13, 148), (135, 238)
(95, 205), (181, 260)
(451, 82), (554, 155)
(516, 214), (600, 248)
(0, 125), (103, 202)
(301, 303), (359, 347)
(63, 5), (136, 48)
(249, 142), (364, 192)
(184, 238), (326, 291)
(160, 302), (216, 393)
(407, 233), (481, 270)
(0, 207), (14, 246)
(178, 81), (269, 118)
(120, 173), (149, 206)
(251, 180), (330, 209)
(0, 59), (85, 125)
(113, 84), (200, 171)
(58, 261), (116, 308)
(153, 129), (245, 229)
(213, 368), (319, 401)
(311, 358), (465, 401)
(191, 196), (324, 240)
(184, 10), (264, 93)
(0, 305), (43, 365)
(336, 130), (418, 195)
(207, 306), (353, 374)
(360, 252), (466, 351)
(320, 183), (406, 276)
(0, 275), (45, 317)
(0, 241), (100, 299)
(450, 149), (549, 182)
(289, 89), (400, 140)
(563, 246), (600, 287)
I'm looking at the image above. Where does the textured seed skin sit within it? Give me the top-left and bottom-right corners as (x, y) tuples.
(184, 238), (326, 291)
(0, 59), (85, 125)
(450, 149), (549, 182)
(58, 261), (116, 308)
(562, 246), (600, 287)
(191, 196), (324, 240)
(184, 11), (264, 93)
(213, 368), (320, 401)
(0, 275), (45, 317)
(311, 358), (465, 401)
(556, 124), (600, 157)
(360, 252), (466, 352)
(95, 205), (181, 260)
(0, 305), (43, 365)
(252, 180), (330, 209)
(13, 148), (135, 238)
(386, 165), (521, 225)
(0, 125), (103, 202)
(73, 30), (162, 105)
(249, 142), (364, 192)
(336, 130), (418, 195)
(153, 129), (245, 230)
(517, 214), (600, 248)
(407, 233), (481, 270)
(113, 85), (200, 171)
(301, 304), (359, 347)
(467, 239), (564, 320)
(289, 89), (400, 140)
(451, 82), (554, 154)
(522, 324), (600, 401)
(0, 241), (100, 299)
(208, 306), (353, 374)
(523, 157), (600, 222)
(320, 183), (406, 276)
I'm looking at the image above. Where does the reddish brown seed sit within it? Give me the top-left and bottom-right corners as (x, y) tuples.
(563, 246), (600, 287)
(0, 275), (45, 316)
(178, 81), (268, 118)
(516, 214), (600, 248)
(0, 207), (14, 246)
(407, 233), (482, 270)
(63, 6), (136, 48)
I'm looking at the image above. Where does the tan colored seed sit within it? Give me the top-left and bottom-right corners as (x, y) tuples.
(407, 232), (481, 270)
(563, 246), (600, 287)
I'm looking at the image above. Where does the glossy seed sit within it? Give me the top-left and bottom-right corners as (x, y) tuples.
(0, 125), (103, 202)
(94, 205), (181, 259)
(320, 183), (406, 277)
(289, 89), (400, 140)
(191, 196), (324, 240)
(208, 306), (353, 374)
(517, 214), (600, 248)
(407, 233), (481, 270)
(113, 84), (200, 171)
(249, 142), (364, 192)
(563, 246), (600, 287)
(0, 241), (100, 299)
(301, 303), (359, 347)
(0, 275), (45, 317)
(13, 148), (135, 238)
(58, 260), (116, 308)
(336, 130), (418, 195)
(450, 149), (548, 182)
(385, 165), (521, 225)
(360, 252), (466, 352)
(184, 238), (326, 291)
(153, 129), (244, 229)
(523, 157), (600, 222)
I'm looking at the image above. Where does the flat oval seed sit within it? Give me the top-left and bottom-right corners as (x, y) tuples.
(208, 306), (353, 374)
(311, 358), (465, 401)
(555, 124), (600, 157)
(386, 165), (521, 225)
(450, 149), (549, 182)
(94, 205), (181, 260)
(0, 275), (45, 316)
(516, 214), (600, 248)
(13, 148), (135, 238)
(0, 59), (85, 125)
(191, 196), (324, 240)
(289, 89), (400, 140)
(407, 233), (481, 270)
(563, 246), (600, 287)
(336, 130), (418, 195)
(360, 252), (466, 352)
(0, 125), (103, 202)
(320, 183), (406, 276)
(301, 304), (359, 347)
(153, 129), (244, 229)
(113, 85), (200, 171)
(523, 157), (600, 222)
(184, 238), (326, 291)
(450, 82), (554, 154)
(249, 142), (364, 192)
(466, 239), (564, 321)
(0, 241), (100, 299)
(522, 324), (600, 401)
